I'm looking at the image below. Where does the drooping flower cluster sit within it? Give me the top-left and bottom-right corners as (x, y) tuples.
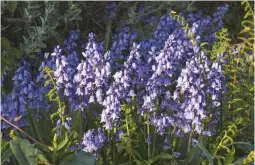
(139, 10), (181, 54)
(104, 2), (117, 20)
(52, 46), (74, 98)
(140, 29), (194, 131)
(101, 43), (145, 129)
(73, 33), (111, 108)
(1, 61), (37, 129)
(110, 26), (138, 67)
(205, 53), (226, 134)
(151, 114), (174, 135)
(183, 4), (229, 44)
(81, 128), (107, 155)
(65, 30), (80, 71)
(56, 117), (73, 136)
(174, 49), (210, 134)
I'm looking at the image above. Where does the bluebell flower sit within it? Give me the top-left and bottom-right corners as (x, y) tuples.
(81, 128), (106, 157)
(173, 152), (181, 159)
(101, 43), (145, 129)
(151, 114), (174, 135)
(145, 135), (151, 144)
(115, 130), (124, 141)
(110, 26), (138, 68)
(1, 61), (39, 130)
(104, 2), (117, 20)
(73, 33), (111, 108)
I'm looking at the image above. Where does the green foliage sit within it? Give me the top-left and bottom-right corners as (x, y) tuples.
(1, 1), (85, 76)
(197, 140), (214, 165)
(238, 0), (254, 49)
(9, 138), (43, 165)
(197, 1), (254, 164)
(27, 111), (45, 144)
(1, 1), (253, 165)
(212, 124), (237, 164)
(6, 1), (17, 15)
(1, 141), (13, 164)
(225, 0), (254, 141)
(43, 66), (66, 124)
(1, 37), (20, 74)
(59, 151), (96, 165)
(150, 152), (174, 164)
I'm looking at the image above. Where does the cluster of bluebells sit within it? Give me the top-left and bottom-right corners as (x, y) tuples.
(73, 33), (111, 108)
(110, 26), (138, 68)
(135, 4), (158, 27)
(52, 46), (74, 97)
(1, 4), (230, 157)
(104, 2), (117, 20)
(183, 4), (229, 45)
(1, 61), (39, 129)
(174, 49), (209, 134)
(139, 10), (182, 54)
(81, 128), (106, 158)
(56, 117), (73, 136)
(100, 43), (146, 129)
(64, 30), (80, 72)
(205, 53), (226, 134)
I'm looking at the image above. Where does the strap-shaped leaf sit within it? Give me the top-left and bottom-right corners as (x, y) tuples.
(10, 138), (41, 165)
(1, 142), (13, 163)
(150, 152), (174, 164)
(59, 151), (95, 165)
(196, 141), (214, 165)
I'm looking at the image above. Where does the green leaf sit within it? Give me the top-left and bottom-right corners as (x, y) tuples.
(197, 141), (214, 165)
(56, 133), (69, 151)
(224, 148), (235, 164)
(38, 154), (51, 165)
(6, 1), (17, 14)
(150, 152), (174, 163)
(73, 110), (83, 138)
(1, 37), (19, 56)
(233, 155), (249, 165)
(1, 37), (12, 50)
(187, 145), (200, 163)
(38, 42), (47, 49)
(59, 151), (95, 165)
(9, 138), (41, 165)
(233, 142), (253, 148)
(216, 157), (222, 165)
(1, 142), (13, 163)
(27, 112), (44, 144)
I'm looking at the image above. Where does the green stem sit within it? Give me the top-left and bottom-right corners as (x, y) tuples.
(107, 129), (111, 165)
(152, 98), (159, 158)
(170, 126), (177, 152)
(147, 113), (151, 164)
(113, 124), (117, 165)
(152, 130), (156, 158)
(112, 137), (115, 165)
(104, 20), (112, 51)
(171, 125), (177, 137)
(187, 131), (193, 155)
(125, 108), (131, 164)
(126, 114), (130, 136)
(45, 69), (65, 137)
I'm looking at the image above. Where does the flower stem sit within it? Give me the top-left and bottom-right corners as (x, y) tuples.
(125, 108), (131, 164)
(147, 113), (151, 164)
(152, 98), (159, 158)
(187, 131), (193, 154)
